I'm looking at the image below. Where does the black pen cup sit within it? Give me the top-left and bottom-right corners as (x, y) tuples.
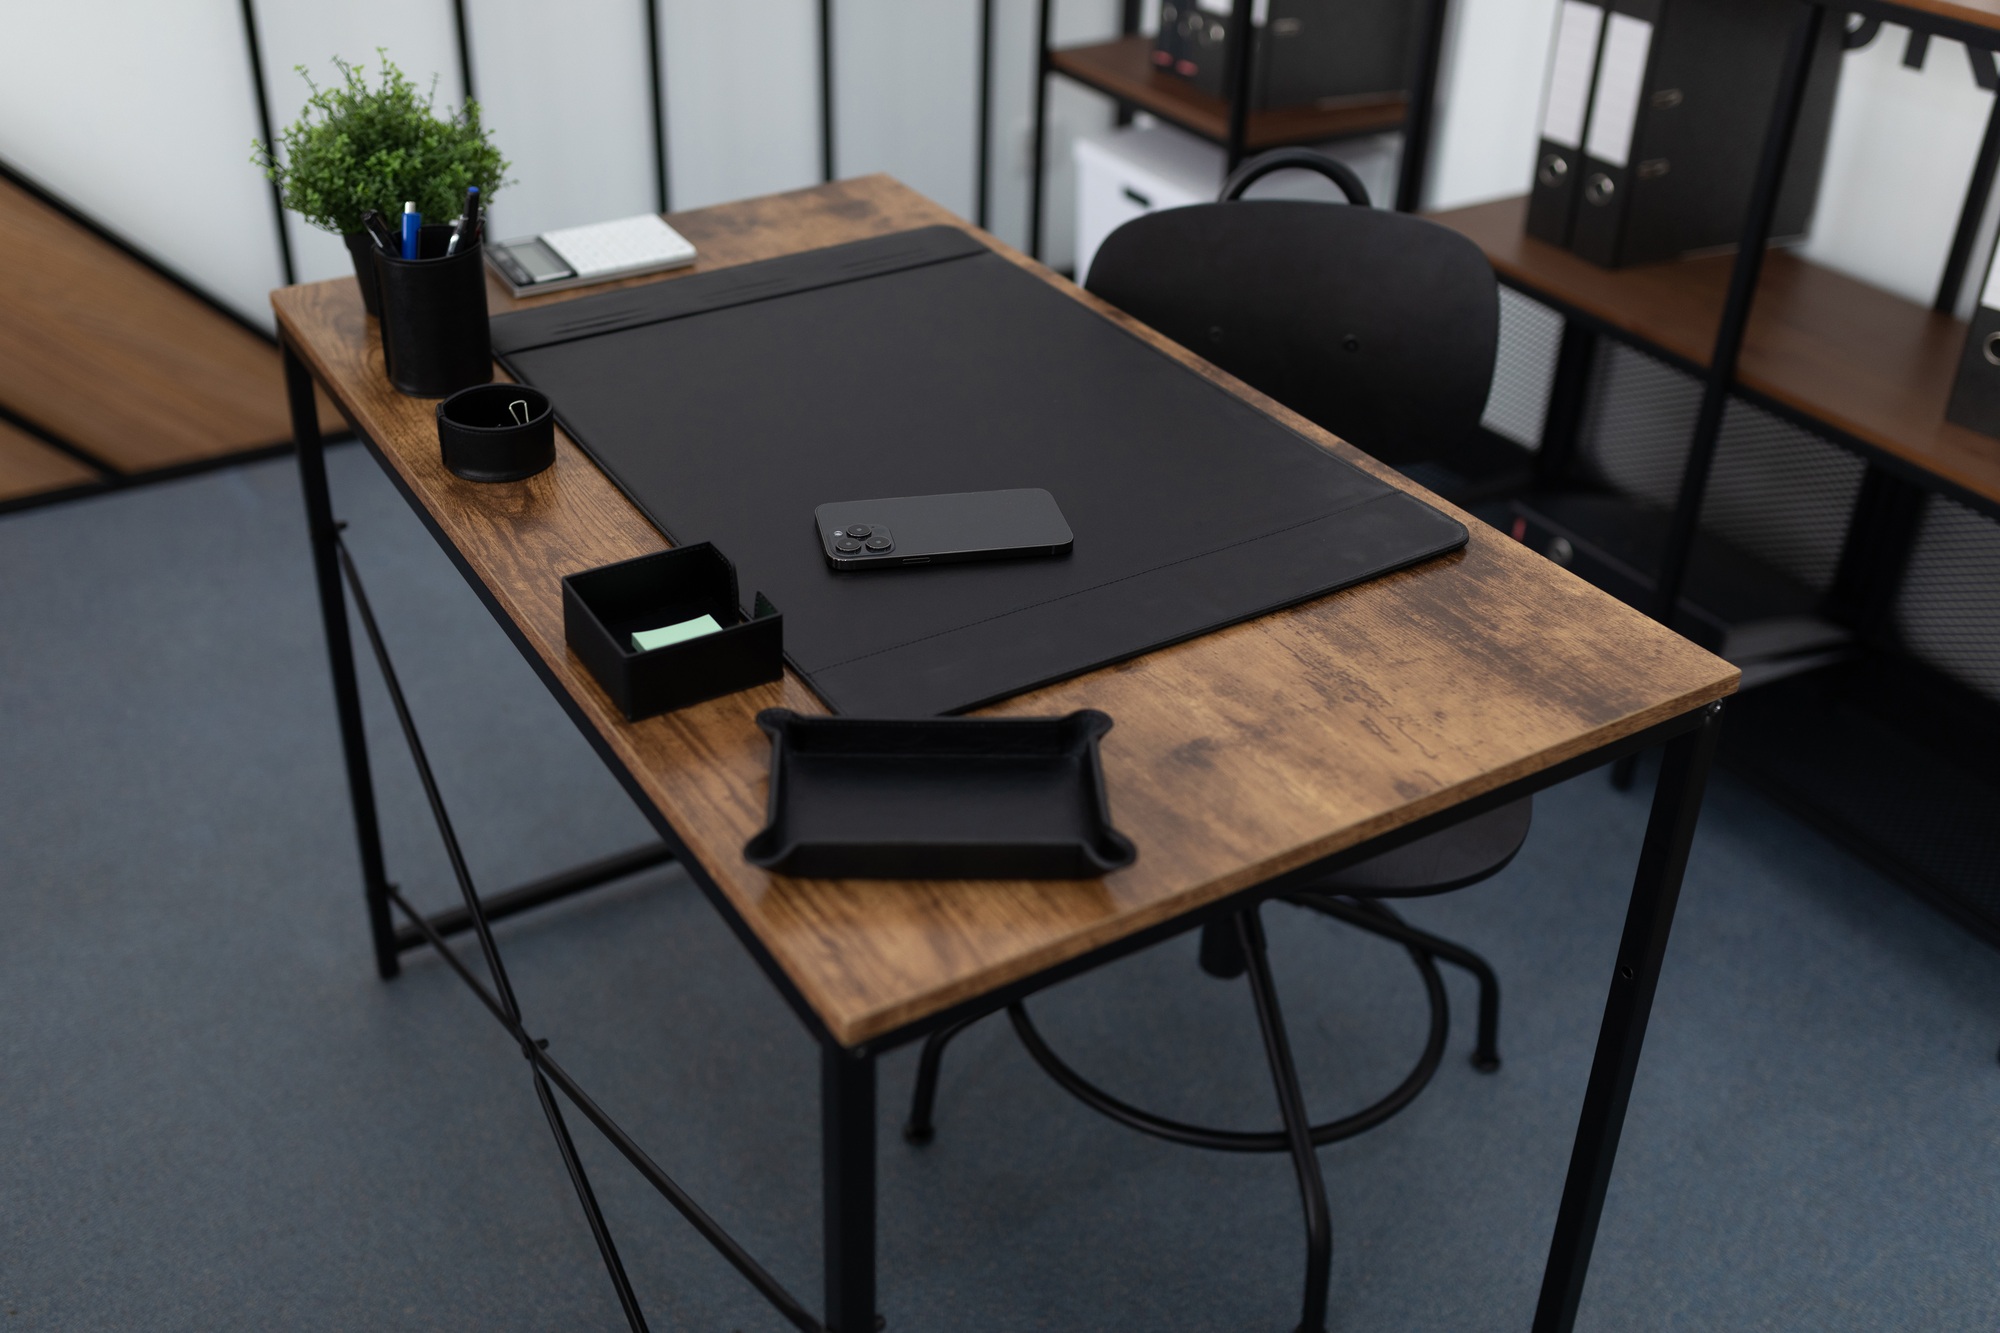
(374, 224), (492, 397)
(436, 383), (555, 483)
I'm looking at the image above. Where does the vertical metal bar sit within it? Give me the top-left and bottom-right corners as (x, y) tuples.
(1533, 702), (1723, 1333)
(534, 1070), (652, 1332)
(820, 0), (837, 183)
(646, 0), (672, 214)
(976, 0), (995, 229)
(1223, 0), (1256, 170)
(821, 1042), (877, 1333)
(1029, 0), (1053, 259)
(1535, 322), (1599, 487)
(334, 538), (526, 1024)
(1936, 87), (2000, 313)
(1647, 3), (1824, 628)
(1395, 0), (1452, 213)
(238, 0), (295, 287)
(451, 0), (477, 103)
(1116, 0), (1142, 127)
(1237, 907), (1332, 1333)
(285, 343), (396, 978)
(1827, 466), (1930, 644)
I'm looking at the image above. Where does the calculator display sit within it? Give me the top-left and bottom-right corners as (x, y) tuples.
(511, 239), (575, 284)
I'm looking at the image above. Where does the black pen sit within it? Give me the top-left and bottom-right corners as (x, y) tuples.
(360, 208), (399, 255)
(446, 185), (481, 256)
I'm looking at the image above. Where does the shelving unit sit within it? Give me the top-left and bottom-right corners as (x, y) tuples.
(1431, 196), (2000, 517)
(1046, 37), (1408, 156)
(1428, 0), (2000, 942)
(1019, 0), (1450, 257)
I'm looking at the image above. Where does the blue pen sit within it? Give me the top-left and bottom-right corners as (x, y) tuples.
(400, 201), (421, 259)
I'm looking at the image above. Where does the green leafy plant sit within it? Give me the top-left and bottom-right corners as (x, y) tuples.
(254, 53), (508, 236)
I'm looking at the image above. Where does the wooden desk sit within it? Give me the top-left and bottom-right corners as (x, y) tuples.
(274, 176), (1735, 1333)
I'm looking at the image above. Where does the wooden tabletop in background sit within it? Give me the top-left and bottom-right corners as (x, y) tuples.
(273, 176), (1736, 1049)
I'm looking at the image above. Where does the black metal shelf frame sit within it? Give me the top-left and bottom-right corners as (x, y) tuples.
(1505, 2), (2000, 792)
(1528, 4), (2000, 642)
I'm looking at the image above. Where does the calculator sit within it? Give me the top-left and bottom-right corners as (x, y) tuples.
(486, 214), (698, 296)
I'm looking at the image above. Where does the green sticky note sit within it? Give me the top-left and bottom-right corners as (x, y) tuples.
(631, 614), (722, 653)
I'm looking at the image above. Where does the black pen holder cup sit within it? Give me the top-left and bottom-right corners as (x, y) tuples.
(436, 383), (555, 482)
(562, 544), (784, 722)
(374, 224), (492, 397)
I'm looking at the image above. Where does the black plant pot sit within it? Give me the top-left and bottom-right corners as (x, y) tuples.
(343, 230), (384, 317)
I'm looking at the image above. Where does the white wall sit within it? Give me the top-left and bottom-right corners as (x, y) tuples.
(1803, 27), (2000, 313)
(833, 0), (983, 222)
(466, 0), (658, 241)
(8, 0), (2000, 330)
(661, 0), (821, 211)
(0, 0), (285, 327)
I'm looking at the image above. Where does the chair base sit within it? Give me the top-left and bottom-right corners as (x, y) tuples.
(903, 897), (1499, 1150)
(901, 898), (1503, 1331)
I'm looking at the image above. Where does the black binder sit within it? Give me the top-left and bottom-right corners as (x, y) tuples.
(1162, 0), (1418, 112)
(1550, 0), (1842, 269)
(1526, 0), (1608, 247)
(1947, 235), (2000, 437)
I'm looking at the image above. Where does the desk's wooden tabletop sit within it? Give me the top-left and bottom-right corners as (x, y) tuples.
(273, 176), (1736, 1048)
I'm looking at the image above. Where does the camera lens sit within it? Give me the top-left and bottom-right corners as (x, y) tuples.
(845, 524), (873, 539)
(834, 538), (862, 554)
(864, 535), (892, 552)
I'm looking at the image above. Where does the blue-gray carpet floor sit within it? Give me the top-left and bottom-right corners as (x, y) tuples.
(2, 448), (1996, 1331)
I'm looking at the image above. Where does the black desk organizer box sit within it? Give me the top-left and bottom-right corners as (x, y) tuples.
(744, 709), (1137, 879)
(563, 544), (782, 721)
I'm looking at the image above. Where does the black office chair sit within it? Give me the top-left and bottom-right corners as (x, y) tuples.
(902, 152), (1528, 1333)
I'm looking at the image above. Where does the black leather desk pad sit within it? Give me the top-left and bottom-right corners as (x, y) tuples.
(492, 227), (1468, 717)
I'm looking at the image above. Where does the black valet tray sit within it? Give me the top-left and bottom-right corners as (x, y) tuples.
(743, 709), (1136, 879)
(563, 543), (782, 721)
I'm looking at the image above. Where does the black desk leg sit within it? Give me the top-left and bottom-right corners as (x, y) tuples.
(284, 341), (399, 980)
(1533, 701), (1722, 1332)
(823, 1041), (879, 1332)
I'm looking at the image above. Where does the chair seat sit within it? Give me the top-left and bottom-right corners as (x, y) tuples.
(1315, 797), (1533, 898)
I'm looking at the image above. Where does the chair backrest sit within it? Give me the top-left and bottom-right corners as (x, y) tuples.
(1083, 166), (1498, 461)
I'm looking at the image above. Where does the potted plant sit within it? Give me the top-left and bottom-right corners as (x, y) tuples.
(254, 54), (508, 316)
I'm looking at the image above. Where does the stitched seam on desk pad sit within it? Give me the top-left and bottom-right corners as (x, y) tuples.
(804, 489), (1436, 675)
(490, 228), (985, 353)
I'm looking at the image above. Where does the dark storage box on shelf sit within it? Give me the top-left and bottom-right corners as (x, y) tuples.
(1155, 0), (1417, 110)
(562, 544), (783, 721)
(744, 709), (1137, 879)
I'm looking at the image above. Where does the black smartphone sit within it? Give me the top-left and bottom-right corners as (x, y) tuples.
(815, 488), (1074, 570)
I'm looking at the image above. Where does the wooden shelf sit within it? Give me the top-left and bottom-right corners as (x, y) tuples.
(1047, 36), (1406, 152)
(1884, 0), (2000, 37)
(1427, 195), (2000, 513)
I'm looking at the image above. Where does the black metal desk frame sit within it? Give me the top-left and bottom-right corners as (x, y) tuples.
(284, 331), (1723, 1331)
